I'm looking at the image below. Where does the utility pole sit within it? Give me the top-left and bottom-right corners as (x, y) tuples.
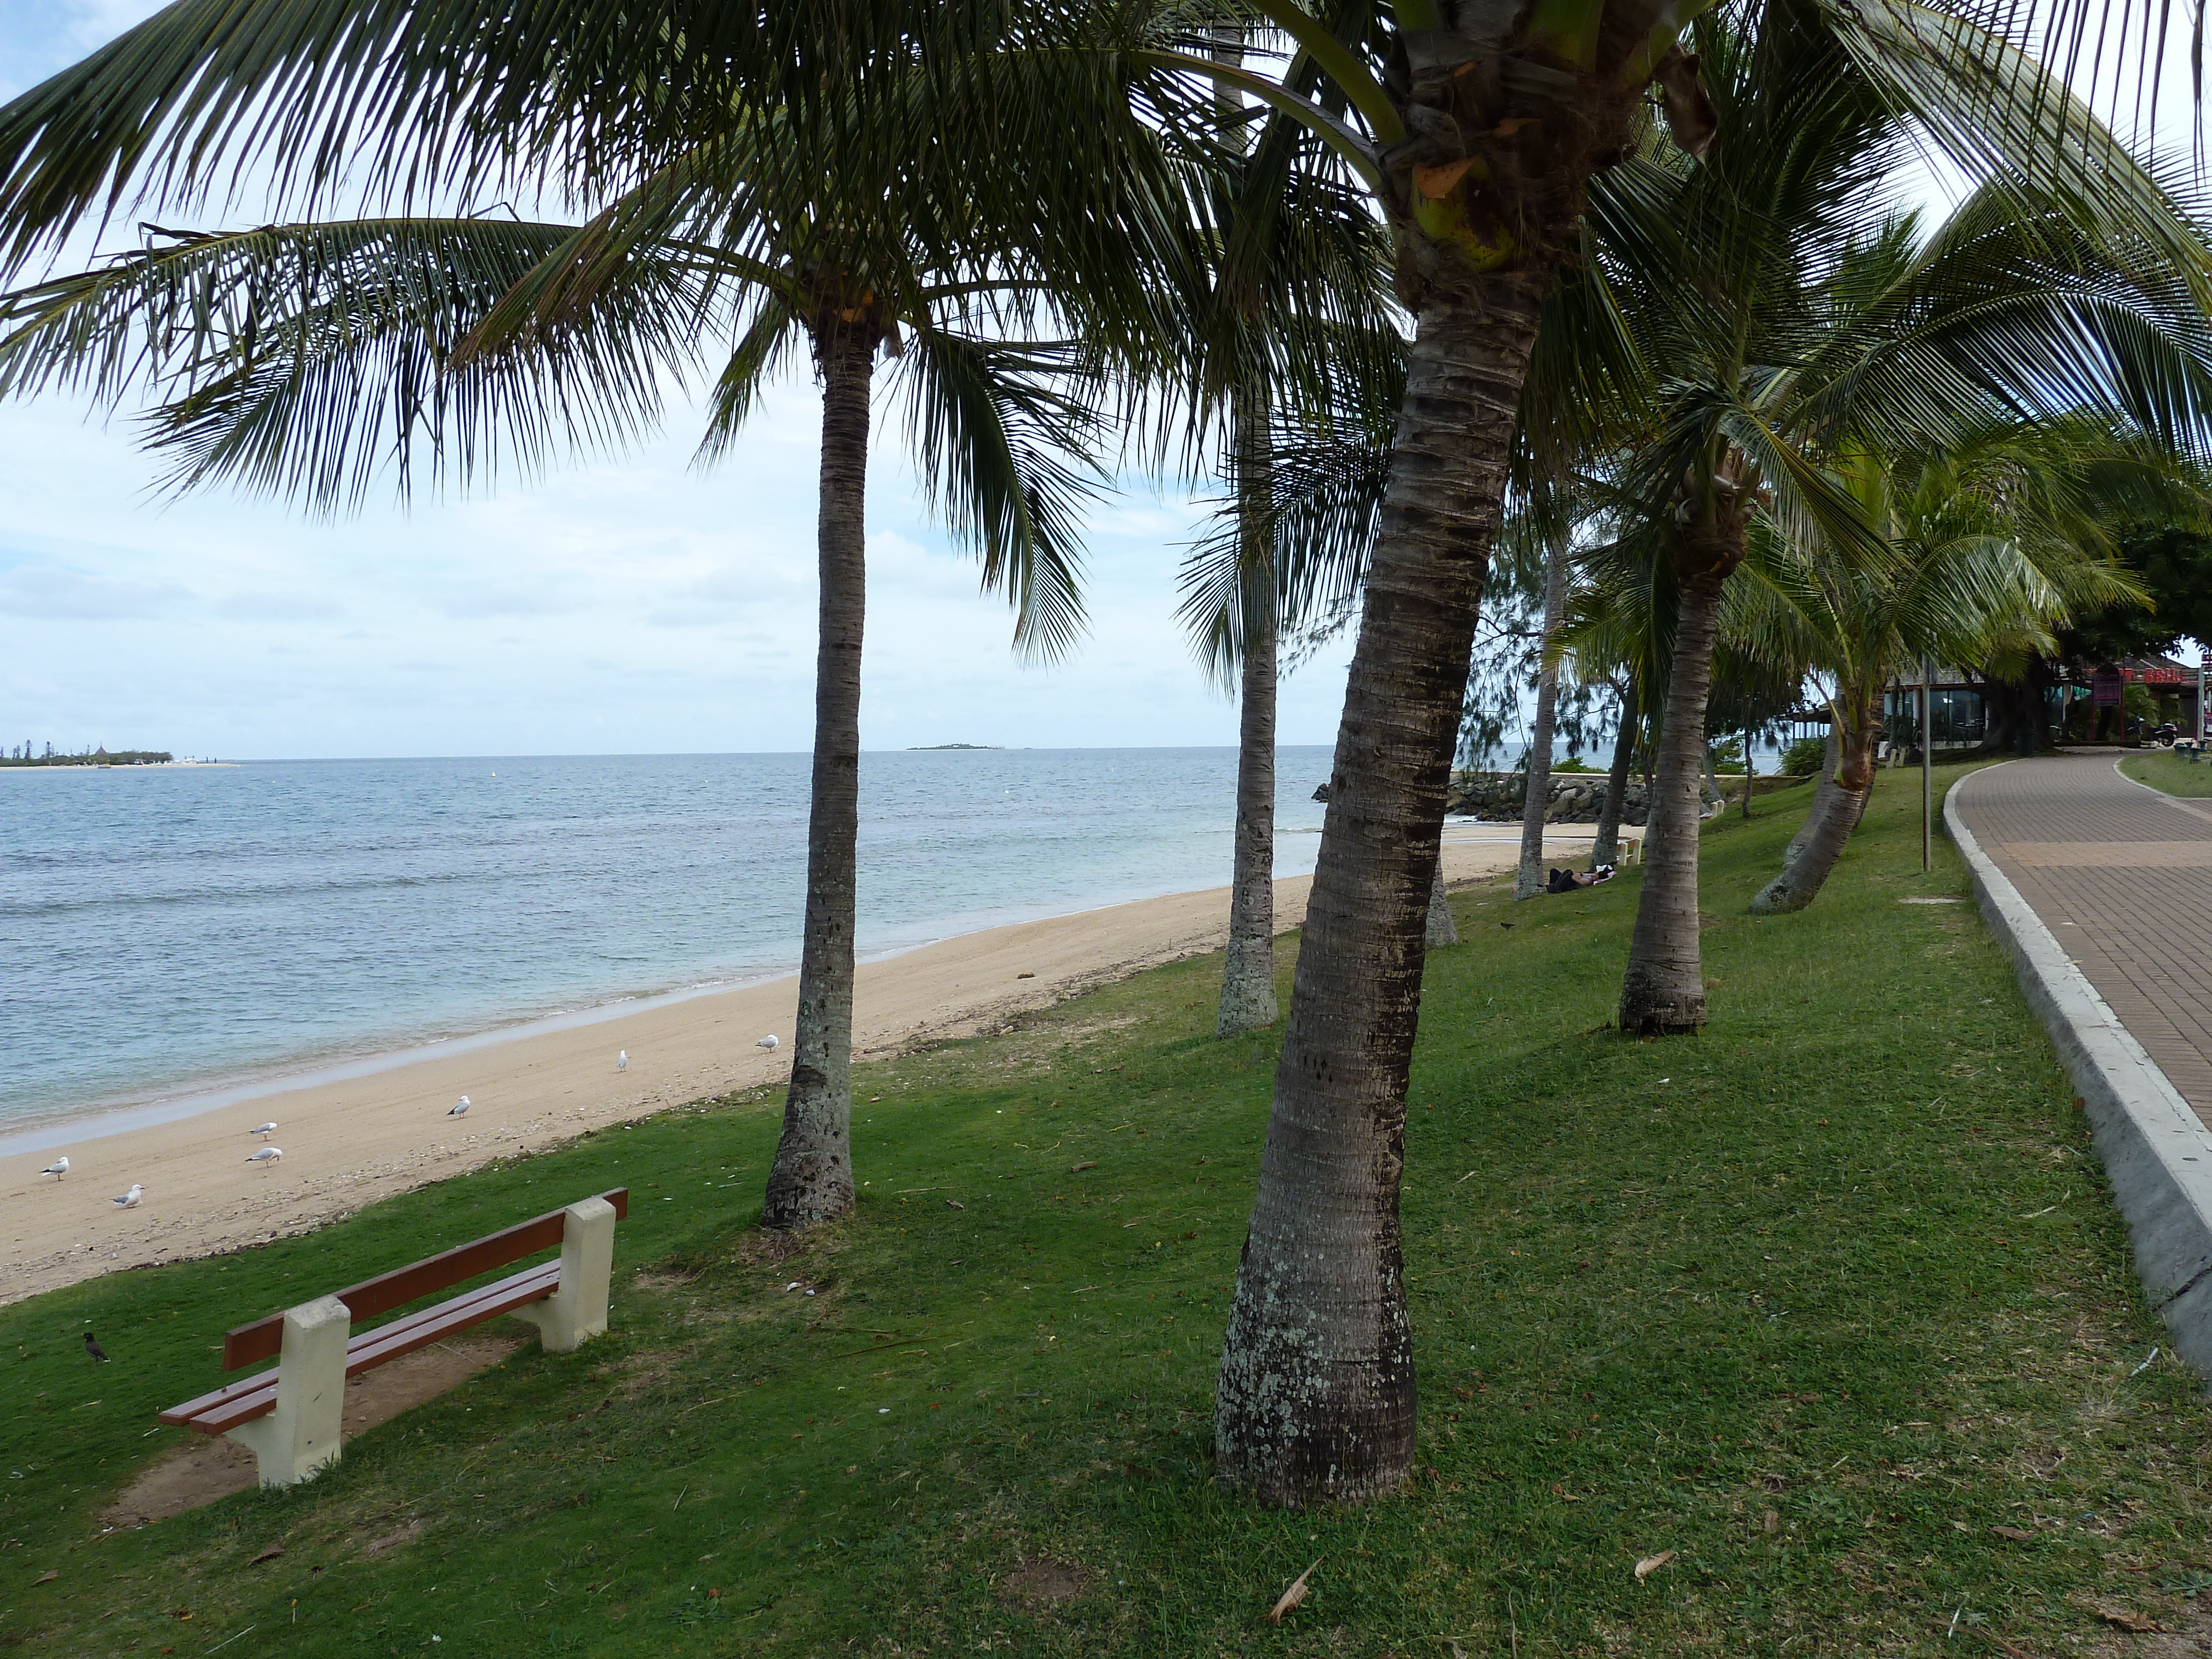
(1922, 658), (1934, 873)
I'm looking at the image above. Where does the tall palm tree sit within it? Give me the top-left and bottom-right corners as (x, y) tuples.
(0, 0), (2199, 1509)
(0, 9), (1209, 1233)
(1173, 36), (1401, 1038)
(1744, 423), (2193, 913)
(1587, 675), (1639, 869)
(1546, 22), (2212, 1035)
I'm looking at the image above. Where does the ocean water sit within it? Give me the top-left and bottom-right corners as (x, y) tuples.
(0, 747), (1333, 1140)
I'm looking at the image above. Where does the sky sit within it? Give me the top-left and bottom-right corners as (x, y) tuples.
(0, 2), (1359, 760)
(0, 3), (2200, 761)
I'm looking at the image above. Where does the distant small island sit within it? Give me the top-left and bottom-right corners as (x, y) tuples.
(907, 743), (1003, 751)
(2, 745), (176, 768)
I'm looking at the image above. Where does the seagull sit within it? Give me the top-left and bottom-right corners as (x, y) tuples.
(448, 1096), (471, 1117)
(616, 1050), (628, 1072)
(246, 1147), (283, 1168)
(39, 1157), (67, 1181)
(112, 1184), (142, 1209)
(757, 1035), (779, 1052)
(84, 1332), (108, 1363)
(251, 1121), (277, 1140)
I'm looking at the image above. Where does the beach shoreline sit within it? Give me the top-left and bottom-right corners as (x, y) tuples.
(2, 825), (1616, 1306)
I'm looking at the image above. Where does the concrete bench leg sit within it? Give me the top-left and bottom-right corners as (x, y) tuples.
(512, 1197), (615, 1354)
(226, 1295), (350, 1487)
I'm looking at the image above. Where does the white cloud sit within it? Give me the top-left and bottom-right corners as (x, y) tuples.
(0, 564), (191, 619)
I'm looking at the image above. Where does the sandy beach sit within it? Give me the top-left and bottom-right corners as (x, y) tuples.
(3, 823), (1622, 1304)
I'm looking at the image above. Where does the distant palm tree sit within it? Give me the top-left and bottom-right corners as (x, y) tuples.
(1547, 22), (2212, 1034)
(1744, 424), (2193, 913)
(1171, 32), (1400, 1038)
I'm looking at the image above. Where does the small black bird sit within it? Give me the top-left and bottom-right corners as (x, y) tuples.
(83, 1331), (108, 1363)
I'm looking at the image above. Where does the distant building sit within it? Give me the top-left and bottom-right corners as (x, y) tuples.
(1880, 654), (2201, 749)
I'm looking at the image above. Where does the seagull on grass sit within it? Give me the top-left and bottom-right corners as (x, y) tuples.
(84, 1332), (108, 1363)
(448, 1096), (471, 1117)
(756, 1035), (779, 1052)
(246, 1147), (283, 1168)
(39, 1157), (67, 1181)
(251, 1121), (277, 1140)
(112, 1184), (142, 1209)
(616, 1050), (628, 1072)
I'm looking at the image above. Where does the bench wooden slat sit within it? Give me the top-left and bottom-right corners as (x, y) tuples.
(221, 1187), (627, 1370)
(166, 1260), (564, 1434)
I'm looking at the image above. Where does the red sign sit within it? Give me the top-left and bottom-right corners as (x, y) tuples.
(2092, 666), (2125, 707)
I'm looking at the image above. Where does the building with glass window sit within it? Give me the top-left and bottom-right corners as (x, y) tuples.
(1881, 655), (2201, 750)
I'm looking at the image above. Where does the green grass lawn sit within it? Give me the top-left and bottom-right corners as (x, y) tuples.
(2120, 749), (2212, 797)
(8, 769), (2207, 1656)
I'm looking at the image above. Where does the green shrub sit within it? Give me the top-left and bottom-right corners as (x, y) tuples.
(1781, 734), (1828, 777)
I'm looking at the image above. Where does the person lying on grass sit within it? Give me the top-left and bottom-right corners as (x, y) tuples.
(1546, 865), (1615, 894)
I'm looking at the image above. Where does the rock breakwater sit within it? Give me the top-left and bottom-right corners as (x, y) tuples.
(1447, 772), (1650, 824)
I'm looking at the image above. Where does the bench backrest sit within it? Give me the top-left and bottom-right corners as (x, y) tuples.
(223, 1187), (629, 1370)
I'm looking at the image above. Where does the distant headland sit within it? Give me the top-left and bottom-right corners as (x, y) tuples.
(2, 745), (204, 768)
(906, 743), (1003, 751)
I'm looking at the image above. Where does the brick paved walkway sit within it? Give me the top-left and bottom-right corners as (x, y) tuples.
(1952, 752), (2212, 1124)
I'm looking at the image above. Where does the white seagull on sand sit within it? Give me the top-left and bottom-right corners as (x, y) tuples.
(616, 1050), (628, 1072)
(449, 1095), (471, 1117)
(251, 1121), (277, 1139)
(40, 1156), (68, 1181)
(757, 1035), (779, 1052)
(247, 1147), (283, 1168)
(112, 1184), (143, 1209)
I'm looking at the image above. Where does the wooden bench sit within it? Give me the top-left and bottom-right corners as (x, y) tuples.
(158, 1188), (627, 1487)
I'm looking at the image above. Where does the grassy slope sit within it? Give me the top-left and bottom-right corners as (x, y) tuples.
(2120, 750), (2212, 798)
(7, 770), (2208, 1656)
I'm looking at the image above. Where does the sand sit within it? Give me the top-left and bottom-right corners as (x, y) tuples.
(4, 823), (1624, 1305)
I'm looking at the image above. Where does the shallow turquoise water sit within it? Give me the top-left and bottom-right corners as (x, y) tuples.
(0, 748), (1331, 1134)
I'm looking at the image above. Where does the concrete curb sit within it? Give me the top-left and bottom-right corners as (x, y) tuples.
(1945, 763), (2212, 1378)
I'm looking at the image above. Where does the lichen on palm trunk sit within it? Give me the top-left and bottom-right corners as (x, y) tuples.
(1214, 293), (1536, 1505)
(763, 324), (875, 1230)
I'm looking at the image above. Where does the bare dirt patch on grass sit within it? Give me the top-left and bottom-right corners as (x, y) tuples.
(100, 1337), (519, 1528)
(1000, 1557), (1094, 1608)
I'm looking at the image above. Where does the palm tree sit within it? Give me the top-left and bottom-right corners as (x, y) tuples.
(1545, 23), (2212, 1035)
(0, 11), (1209, 1233)
(1587, 676), (1639, 869)
(1172, 38), (1401, 1038)
(1744, 424), (2192, 913)
(1, 0), (2200, 1509)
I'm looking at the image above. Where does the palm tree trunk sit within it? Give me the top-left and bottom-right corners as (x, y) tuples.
(1426, 855), (1458, 947)
(1218, 406), (1281, 1035)
(1214, 290), (1536, 1506)
(1783, 727), (1840, 865)
(1515, 535), (1571, 900)
(1618, 570), (1728, 1035)
(763, 327), (873, 1230)
(1749, 698), (1876, 915)
(1590, 677), (1637, 870)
